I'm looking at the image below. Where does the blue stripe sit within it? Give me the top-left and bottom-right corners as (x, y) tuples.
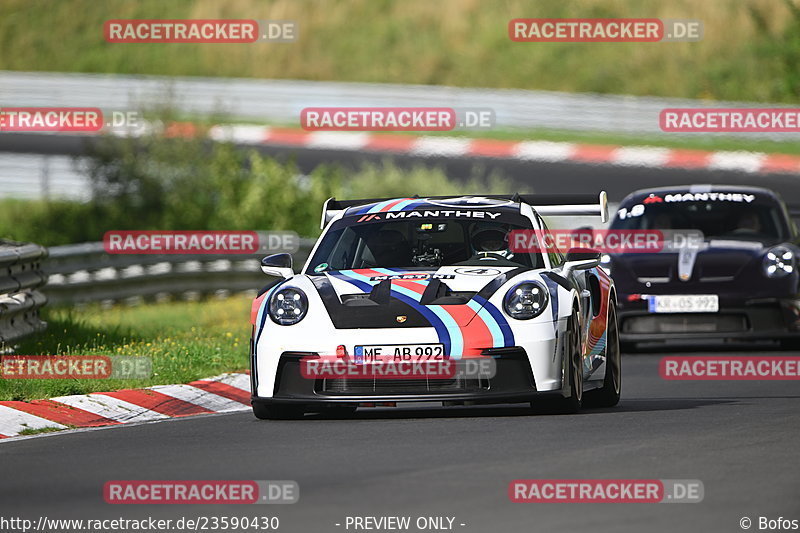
(370, 269), (466, 357)
(391, 199), (418, 211)
(330, 270), (455, 356)
(367, 199), (396, 213)
(472, 294), (515, 347)
(540, 277), (560, 323)
(466, 299), (504, 347)
(255, 281), (287, 344)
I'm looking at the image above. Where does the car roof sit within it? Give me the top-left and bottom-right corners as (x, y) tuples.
(342, 197), (523, 216)
(620, 184), (782, 204)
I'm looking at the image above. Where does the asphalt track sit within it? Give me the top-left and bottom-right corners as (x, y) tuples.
(2, 351), (799, 533)
(2, 134), (800, 532)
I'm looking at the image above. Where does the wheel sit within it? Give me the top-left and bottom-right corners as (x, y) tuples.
(252, 402), (304, 420)
(584, 302), (622, 408)
(532, 310), (582, 414)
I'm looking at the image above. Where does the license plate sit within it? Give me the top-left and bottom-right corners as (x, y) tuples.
(354, 344), (445, 364)
(647, 295), (719, 313)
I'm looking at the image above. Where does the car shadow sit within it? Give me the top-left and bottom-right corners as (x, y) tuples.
(298, 396), (734, 421)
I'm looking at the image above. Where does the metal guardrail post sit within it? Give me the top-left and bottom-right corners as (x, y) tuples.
(42, 237), (316, 307)
(0, 240), (49, 348)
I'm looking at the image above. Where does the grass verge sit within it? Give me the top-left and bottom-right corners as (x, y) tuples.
(0, 296), (253, 401)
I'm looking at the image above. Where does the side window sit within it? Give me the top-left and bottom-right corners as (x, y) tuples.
(328, 228), (359, 269)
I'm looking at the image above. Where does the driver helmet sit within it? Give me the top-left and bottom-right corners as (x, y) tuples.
(470, 223), (514, 260)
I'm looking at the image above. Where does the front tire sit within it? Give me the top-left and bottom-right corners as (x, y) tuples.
(532, 310), (582, 414)
(584, 301), (622, 408)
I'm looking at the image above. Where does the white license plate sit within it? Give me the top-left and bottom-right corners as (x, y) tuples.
(354, 344), (445, 364)
(647, 295), (719, 313)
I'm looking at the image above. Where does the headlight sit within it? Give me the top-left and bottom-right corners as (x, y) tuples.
(503, 281), (549, 320)
(269, 287), (308, 325)
(763, 246), (795, 278)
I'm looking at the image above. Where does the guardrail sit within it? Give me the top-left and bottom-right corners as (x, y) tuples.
(43, 239), (316, 307)
(2, 70), (797, 140)
(0, 240), (48, 347)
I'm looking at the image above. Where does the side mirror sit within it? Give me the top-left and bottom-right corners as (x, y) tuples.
(561, 248), (601, 277)
(261, 253), (294, 279)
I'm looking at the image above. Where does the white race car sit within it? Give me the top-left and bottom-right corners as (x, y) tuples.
(249, 194), (620, 419)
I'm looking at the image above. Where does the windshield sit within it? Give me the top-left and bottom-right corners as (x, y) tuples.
(307, 215), (543, 272)
(610, 198), (788, 241)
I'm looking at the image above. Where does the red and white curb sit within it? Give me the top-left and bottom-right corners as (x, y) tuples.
(0, 372), (251, 440)
(15, 122), (800, 175)
(199, 124), (800, 175)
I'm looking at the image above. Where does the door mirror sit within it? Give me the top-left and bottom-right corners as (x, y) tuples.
(261, 253), (294, 278)
(561, 248), (601, 277)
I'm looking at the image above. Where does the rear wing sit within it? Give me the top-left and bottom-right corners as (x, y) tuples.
(320, 192), (609, 229)
(527, 192), (608, 223)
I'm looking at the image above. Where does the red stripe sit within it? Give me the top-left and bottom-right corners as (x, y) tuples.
(468, 139), (517, 158)
(571, 145), (618, 163)
(380, 198), (412, 212)
(251, 293), (267, 325)
(760, 154), (800, 174)
(0, 400), (119, 427)
(364, 134), (417, 152)
(188, 380), (250, 405)
(442, 304), (493, 355)
(0, 434), (8, 439)
(665, 149), (711, 169)
(95, 389), (213, 417)
(264, 127), (311, 146)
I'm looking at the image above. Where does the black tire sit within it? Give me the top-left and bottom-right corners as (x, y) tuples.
(584, 302), (622, 408)
(532, 310), (582, 414)
(252, 402), (304, 420)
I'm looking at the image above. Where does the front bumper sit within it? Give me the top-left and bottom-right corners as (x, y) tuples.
(617, 296), (800, 343)
(252, 349), (565, 406)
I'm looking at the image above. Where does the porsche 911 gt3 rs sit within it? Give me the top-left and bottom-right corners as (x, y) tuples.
(249, 194), (620, 419)
(605, 184), (800, 349)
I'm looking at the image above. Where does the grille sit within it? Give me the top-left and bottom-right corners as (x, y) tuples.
(318, 376), (490, 395)
(622, 314), (747, 334)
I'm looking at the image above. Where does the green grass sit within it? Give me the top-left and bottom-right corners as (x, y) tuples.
(0, 296), (253, 401)
(18, 426), (70, 436)
(0, 0), (798, 103)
